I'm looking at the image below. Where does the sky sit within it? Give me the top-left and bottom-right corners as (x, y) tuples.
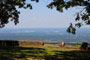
(4, 0), (89, 28)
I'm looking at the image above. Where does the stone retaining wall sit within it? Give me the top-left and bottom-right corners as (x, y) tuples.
(19, 41), (44, 46)
(0, 40), (44, 46)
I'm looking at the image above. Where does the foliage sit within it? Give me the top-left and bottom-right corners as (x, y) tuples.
(0, 0), (35, 28)
(47, 0), (90, 34)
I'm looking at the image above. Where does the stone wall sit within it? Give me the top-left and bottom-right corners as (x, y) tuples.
(19, 41), (44, 46)
(0, 40), (44, 47)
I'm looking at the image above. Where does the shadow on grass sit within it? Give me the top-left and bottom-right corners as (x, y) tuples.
(0, 46), (46, 60)
(0, 46), (90, 60)
(45, 50), (90, 60)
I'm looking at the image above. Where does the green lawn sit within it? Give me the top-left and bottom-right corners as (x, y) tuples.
(0, 46), (90, 60)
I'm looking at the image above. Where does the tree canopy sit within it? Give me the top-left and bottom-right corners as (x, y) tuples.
(47, 0), (90, 34)
(0, 0), (90, 34)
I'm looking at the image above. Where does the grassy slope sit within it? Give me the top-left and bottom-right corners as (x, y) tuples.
(0, 46), (90, 60)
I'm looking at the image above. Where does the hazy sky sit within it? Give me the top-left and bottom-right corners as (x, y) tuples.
(5, 0), (88, 28)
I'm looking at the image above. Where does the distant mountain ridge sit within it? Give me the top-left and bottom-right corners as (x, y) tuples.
(0, 28), (90, 43)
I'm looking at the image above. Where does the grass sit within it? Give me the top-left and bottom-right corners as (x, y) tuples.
(44, 44), (58, 46)
(72, 44), (81, 47)
(0, 46), (90, 60)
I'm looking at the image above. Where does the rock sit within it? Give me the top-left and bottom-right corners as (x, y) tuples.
(80, 42), (88, 51)
(59, 41), (65, 47)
